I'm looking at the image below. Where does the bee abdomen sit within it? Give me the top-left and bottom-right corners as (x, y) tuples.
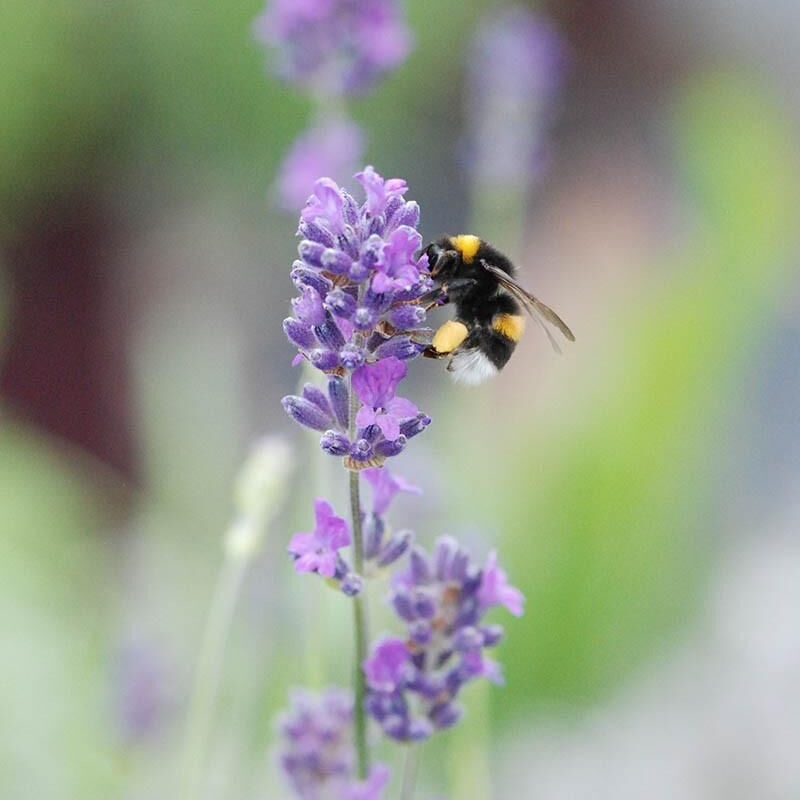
(446, 325), (517, 385)
(491, 313), (525, 343)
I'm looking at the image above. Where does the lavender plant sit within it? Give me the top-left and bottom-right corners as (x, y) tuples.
(278, 169), (525, 799)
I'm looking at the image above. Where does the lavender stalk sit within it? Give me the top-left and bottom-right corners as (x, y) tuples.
(279, 168), (526, 799)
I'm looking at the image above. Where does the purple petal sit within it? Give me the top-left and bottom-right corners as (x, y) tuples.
(370, 272), (394, 294)
(293, 553), (320, 574)
(478, 550), (525, 616)
(385, 396), (418, 420)
(287, 531), (315, 556)
(316, 551), (338, 578)
(344, 763), (391, 800)
(375, 412), (400, 442)
(291, 286), (326, 326)
(352, 357), (407, 407)
(363, 637), (409, 692)
(363, 467), (421, 515)
(355, 405), (378, 430)
(313, 499), (351, 548)
(356, 166), (407, 216)
(300, 177), (345, 233)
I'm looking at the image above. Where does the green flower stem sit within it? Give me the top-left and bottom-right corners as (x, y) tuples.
(179, 553), (248, 800)
(348, 374), (370, 780)
(400, 745), (421, 800)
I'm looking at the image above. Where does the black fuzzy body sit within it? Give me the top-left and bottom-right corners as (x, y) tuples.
(425, 236), (522, 371)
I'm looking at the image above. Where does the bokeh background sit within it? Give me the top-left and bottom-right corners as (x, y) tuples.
(2, 1), (799, 798)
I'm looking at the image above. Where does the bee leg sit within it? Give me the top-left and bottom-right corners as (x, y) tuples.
(416, 286), (448, 310)
(442, 277), (477, 292)
(440, 277), (477, 302)
(423, 346), (447, 359)
(409, 328), (435, 346)
(413, 332), (447, 358)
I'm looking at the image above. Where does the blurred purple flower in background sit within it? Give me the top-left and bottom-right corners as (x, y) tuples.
(115, 643), (170, 745)
(278, 688), (390, 800)
(275, 119), (366, 211)
(466, 5), (566, 189)
(364, 537), (524, 741)
(254, 0), (412, 94)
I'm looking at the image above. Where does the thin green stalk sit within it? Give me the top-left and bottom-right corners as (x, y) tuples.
(179, 555), (247, 800)
(400, 745), (421, 800)
(348, 375), (370, 780)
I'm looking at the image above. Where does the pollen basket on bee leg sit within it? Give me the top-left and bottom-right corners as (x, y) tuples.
(431, 320), (469, 354)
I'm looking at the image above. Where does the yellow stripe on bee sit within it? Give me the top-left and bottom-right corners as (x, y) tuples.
(492, 313), (526, 342)
(432, 319), (469, 354)
(450, 234), (481, 263)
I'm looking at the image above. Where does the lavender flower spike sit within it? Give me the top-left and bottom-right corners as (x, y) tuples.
(365, 539), (524, 742)
(254, 0), (412, 95)
(467, 6), (565, 190)
(282, 166), (432, 466)
(278, 688), (391, 800)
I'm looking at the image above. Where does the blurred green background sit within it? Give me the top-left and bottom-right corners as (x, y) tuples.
(2, 1), (800, 798)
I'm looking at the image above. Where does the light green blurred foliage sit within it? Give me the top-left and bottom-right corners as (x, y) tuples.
(485, 74), (799, 717)
(0, 423), (116, 799)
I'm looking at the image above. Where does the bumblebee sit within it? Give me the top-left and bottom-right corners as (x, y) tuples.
(420, 234), (574, 385)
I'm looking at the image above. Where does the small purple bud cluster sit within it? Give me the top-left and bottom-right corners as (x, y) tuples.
(361, 466), (420, 571)
(278, 688), (390, 800)
(287, 498), (365, 596)
(281, 167), (432, 469)
(286, 465), (420, 593)
(254, 0), (412, 95)
(363, 538), (524, 742)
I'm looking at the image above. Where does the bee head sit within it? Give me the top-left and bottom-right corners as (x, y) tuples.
(424, 239), (459, 281)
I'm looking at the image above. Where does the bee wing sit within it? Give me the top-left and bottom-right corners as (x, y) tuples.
(480, 260), (575, 353)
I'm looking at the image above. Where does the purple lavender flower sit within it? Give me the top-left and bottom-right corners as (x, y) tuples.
(115, 643), (170, 744)
(353, 358), (418, 442)
(254, 0), (412, 95)
(278, 687), (391, 800)
(343, 764), (390, 800)
(466, 6), (565, 189)
(363, 539), (524, 742)
(363, 637), (410, 692)
(276, 119), (366, 212)
(477, 550), (525, 616)
(288, 498), (351, 578)
(363, 466), (421, 516)
(281, 167), (432, 467)
(361, 465), (418, 569)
